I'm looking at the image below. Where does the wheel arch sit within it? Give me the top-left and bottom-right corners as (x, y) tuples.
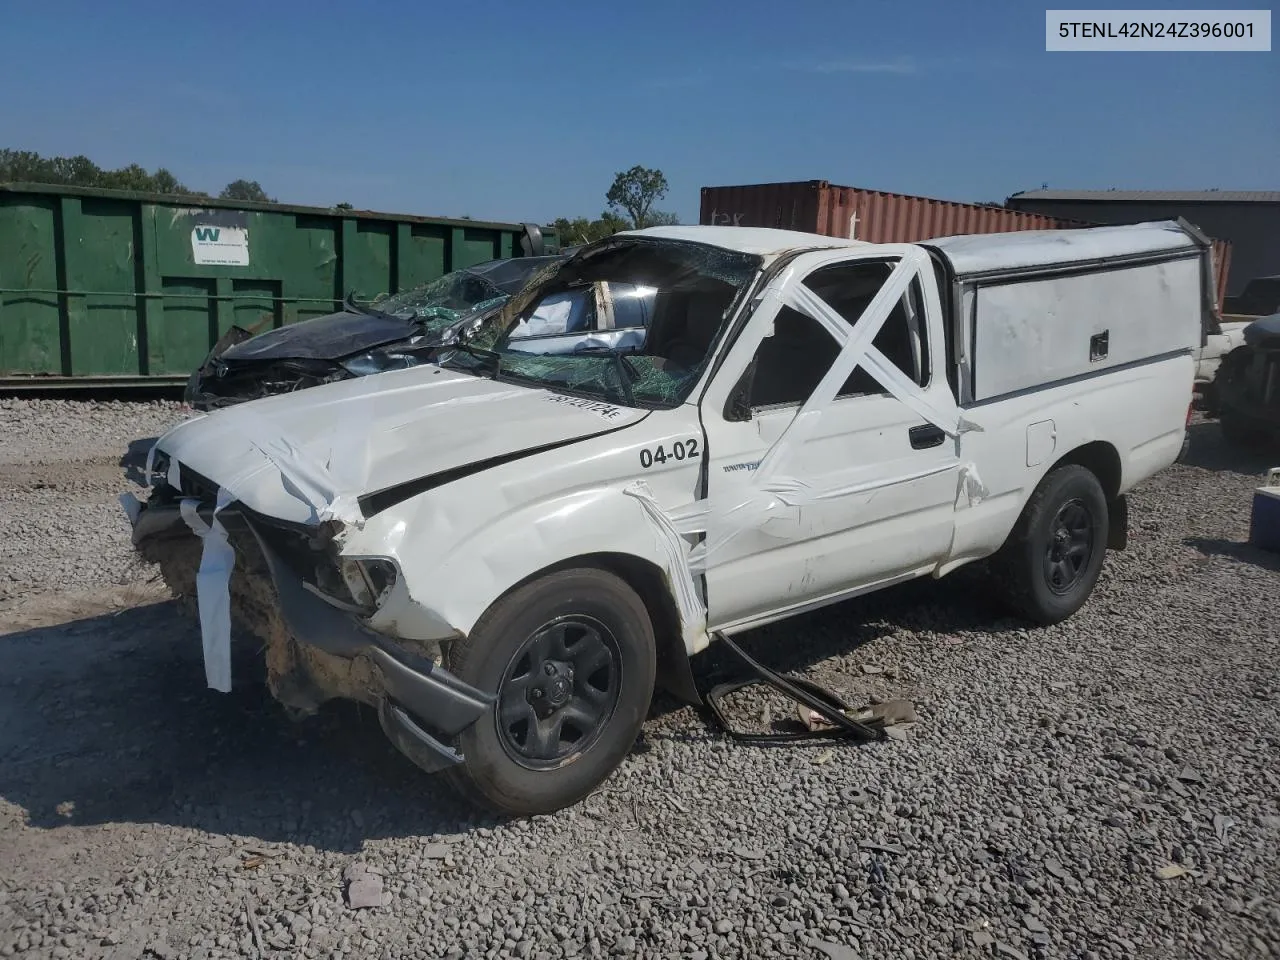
(1049, 440), (1121, 500)
(1045, 440), (1125, 549)
(478, 551), (702, 707)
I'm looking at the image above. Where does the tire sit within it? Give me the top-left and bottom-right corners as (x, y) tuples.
(442, 567), (656, 816)
(1220, 409), (1260, 448)
(1176, 429), (1192, 463)
(988, 464), (1109, 626)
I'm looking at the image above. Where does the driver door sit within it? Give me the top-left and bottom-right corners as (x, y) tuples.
(696, 247), (963, 632)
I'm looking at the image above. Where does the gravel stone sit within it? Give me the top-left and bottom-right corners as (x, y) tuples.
(0, 404), (1277, 958)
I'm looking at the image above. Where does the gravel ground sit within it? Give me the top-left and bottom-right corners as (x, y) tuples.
(0, 399), (189, 605)
(1, 400), (1278, 960)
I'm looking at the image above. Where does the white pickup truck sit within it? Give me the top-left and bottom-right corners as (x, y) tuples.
(128, 219), (1212, 815)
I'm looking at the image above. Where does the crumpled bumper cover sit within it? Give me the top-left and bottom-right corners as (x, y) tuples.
(133, 499), (494, 773)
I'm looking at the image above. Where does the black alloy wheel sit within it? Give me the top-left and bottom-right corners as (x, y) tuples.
(497, 616), (622, 769)
(440, 567), (656, 816)
(1043, 499), (1095, 595)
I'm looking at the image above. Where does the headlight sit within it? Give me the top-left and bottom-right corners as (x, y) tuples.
(338, 557), (399, 611)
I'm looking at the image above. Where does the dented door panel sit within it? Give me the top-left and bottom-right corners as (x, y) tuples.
(695, 246), (962, 629)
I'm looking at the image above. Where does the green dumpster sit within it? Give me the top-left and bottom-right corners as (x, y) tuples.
(0, 183), (557, 388)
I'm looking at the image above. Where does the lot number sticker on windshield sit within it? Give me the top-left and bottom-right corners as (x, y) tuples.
(640, 439), (700, 469)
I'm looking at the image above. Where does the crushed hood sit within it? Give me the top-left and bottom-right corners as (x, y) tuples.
(155, 363), (648, 525)
(218, 309), (420, 363)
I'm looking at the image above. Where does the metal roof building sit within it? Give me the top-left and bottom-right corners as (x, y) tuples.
(1006, 189), (1280, 301)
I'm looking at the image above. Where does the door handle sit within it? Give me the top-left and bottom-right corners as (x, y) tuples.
(908, 423), (945, 449)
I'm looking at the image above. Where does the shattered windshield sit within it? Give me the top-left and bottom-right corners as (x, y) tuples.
(442, 238), (762, 408)
(366, 258), (560, 336)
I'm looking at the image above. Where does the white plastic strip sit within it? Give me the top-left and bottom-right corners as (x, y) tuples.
(622, 480), (706, 627)
(144, 441), (158, 487)
(783, 267), (981, 438)
(180, 487), (236, 693)
(214, 405), (365, 528)
(957, 463), (989, 508)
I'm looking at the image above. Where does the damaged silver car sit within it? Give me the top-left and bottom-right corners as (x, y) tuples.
(182, 254), (657, 410)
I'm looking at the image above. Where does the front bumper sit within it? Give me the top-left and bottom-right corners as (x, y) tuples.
(133, 498), (494, 773)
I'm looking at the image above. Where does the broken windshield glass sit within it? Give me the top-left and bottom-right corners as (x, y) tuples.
(365, 256), (567, 338)
(367, 270), (509, 334)
(452, 238), (762, 409)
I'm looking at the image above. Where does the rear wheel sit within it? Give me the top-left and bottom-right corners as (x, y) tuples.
(989, 465), (1109, 626)
(442, 568), (656, 816)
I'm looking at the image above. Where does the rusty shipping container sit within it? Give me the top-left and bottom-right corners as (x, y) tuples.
(700, 180), (1232, 311)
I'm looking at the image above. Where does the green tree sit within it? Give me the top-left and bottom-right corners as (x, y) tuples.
(0, 149), (63, 183)
(643, 210), (681, 227)
(606, 165), (670, 229)
(552, 211), (632, 246)
(552, 217), (593, 245)
(0, 148), (201, 194)
(99, 164), (160, 191)
(333, 201), (354, 210)
(49, 154), (101, 185)
(150, 168), (185, 194)
(220, 179), (273, 202)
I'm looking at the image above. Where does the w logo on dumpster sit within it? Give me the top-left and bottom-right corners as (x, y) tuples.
(191, 224), (250, 265)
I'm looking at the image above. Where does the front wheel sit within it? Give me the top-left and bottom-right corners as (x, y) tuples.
(988, 464), (1109, 626)
(442, 568), (656, 816)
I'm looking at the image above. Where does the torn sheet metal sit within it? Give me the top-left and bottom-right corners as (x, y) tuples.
(179, 487), (236, 693)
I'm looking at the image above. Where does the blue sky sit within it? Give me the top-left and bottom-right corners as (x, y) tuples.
(2, 0), (1275, 225)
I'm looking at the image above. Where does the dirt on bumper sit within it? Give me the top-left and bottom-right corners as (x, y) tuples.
(134, 501), (494, 774)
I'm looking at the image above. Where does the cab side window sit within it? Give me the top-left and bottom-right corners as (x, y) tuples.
(747, 261), (930, 409)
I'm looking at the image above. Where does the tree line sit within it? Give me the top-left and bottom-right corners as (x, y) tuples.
(0, 149), (273, 202)
(1, 149), (682, 237)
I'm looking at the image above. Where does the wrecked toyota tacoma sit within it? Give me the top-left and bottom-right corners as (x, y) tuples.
(128, 220), (1210, 815)
(184, 256), (569, 410)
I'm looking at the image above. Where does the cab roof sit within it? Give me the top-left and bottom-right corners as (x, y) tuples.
(616, 219), (1205, 277)
(617, 225), (870, 257)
